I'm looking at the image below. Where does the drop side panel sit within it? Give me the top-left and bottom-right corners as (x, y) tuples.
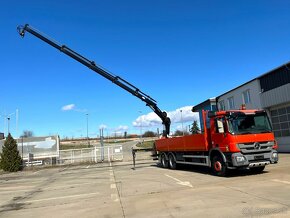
(155, 134), (208, 152)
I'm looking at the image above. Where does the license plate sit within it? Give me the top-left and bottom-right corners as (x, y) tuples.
(254, 155), (264, 160)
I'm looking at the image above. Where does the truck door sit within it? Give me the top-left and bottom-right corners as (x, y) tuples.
(211, 117), (227, 150)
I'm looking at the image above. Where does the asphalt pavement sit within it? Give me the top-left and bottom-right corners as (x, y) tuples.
(0, 148), (289, 218)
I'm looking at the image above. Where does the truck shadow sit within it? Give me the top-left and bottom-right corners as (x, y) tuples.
(154, 163), (269, 177)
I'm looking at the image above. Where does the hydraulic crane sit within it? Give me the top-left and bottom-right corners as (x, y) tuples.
(17, 24), (171, 137)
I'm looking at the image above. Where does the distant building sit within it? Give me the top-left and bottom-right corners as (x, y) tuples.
(192, 98), (217, 131)
(0, 133), (4, 140)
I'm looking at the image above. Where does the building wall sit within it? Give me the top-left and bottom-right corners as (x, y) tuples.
(268, 103), (290, 152)
(259, 64), (290, 152)
(260, 83), (290, 108)
(217, 80), (262, 111)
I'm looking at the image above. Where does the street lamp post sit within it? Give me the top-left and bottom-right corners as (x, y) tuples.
(139, 111), (143, 142)
(86, 113), (90, 146)
(7, 117), (10, 134)
(2, 112), (15, 136)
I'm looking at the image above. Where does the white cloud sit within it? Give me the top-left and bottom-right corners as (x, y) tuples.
(132, 112), (161, 127)
(115, 125), (129, 131)
(99, 124), (107, 129)
(61, 104), (87, 113)
(61, 104), (75, 111)
(168, 106), (199, 123)
(111, 125), (129, 135)
(132, 106), (200, 127)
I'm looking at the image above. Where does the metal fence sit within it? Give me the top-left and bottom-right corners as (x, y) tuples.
(58, 145), (123, 165)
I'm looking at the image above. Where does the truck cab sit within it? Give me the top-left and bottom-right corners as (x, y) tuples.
(209, 109), (278, 173)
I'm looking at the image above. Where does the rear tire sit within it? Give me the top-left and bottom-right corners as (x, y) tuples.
(160, 153), (168, 168)
(250, 166), (265, 174)
(168, 153), (177, 170)
(211, 155), (228, 177)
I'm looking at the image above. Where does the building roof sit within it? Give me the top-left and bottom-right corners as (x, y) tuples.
(192, 97), (216, 111)
(216, 61), (290, 100)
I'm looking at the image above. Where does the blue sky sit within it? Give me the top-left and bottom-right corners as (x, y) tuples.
(1, 0), (290, 138)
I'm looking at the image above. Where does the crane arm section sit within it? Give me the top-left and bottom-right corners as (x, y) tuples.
(17, 24), (171, 136)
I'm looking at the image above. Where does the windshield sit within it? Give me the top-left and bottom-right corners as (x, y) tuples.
(227, 112), (272, 135)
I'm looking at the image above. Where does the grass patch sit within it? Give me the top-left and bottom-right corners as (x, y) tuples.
(60, 143), (92, 150)
(105, 139), (133, 144)
(136, 140), (154, 149)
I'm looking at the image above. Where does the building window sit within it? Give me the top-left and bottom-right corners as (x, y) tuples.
(227, 97), (235, 109)
(219, 100), (225, 111)
(270, 106), (290, 137)
(242, 89), (251, 104)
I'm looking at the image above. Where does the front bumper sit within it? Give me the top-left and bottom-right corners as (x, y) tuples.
(230, 150), (278, 168)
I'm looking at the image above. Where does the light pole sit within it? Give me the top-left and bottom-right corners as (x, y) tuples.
(7, 117), (10, 134)
(2, 112), (15, 136)
(139, 111), (143, 142)
(180, 110), (184, 136)
(86, 113), (90, 146)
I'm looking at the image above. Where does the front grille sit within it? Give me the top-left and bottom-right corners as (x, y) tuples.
(237, 141), (274, 154)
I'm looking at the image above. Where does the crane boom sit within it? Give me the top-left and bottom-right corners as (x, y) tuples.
(17, 24), (171, 136)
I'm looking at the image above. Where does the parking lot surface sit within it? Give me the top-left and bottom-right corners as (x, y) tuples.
(0, 151), (290, 218)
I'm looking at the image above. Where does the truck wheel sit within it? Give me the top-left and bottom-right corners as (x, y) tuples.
(168, 153), (177, 170)
(161, 153), (168, 168)
(211, 155), (228, 177)
(250, 166), (265, 174)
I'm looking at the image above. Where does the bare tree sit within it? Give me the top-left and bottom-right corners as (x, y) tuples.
(21, 130), (34, 138)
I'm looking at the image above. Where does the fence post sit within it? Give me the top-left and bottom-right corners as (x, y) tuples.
(70, 150), (73, 164)
(107, 147), (110, 162)
(94, 146), (97, 163)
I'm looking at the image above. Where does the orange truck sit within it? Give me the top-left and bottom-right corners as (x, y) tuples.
(154, 108), (278, 176)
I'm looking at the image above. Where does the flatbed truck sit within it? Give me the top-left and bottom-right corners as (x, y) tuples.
(154, 109), (278, 176)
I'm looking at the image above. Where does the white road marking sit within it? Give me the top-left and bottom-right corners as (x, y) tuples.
(111, 184), (116, 189)
(86, 165), (90, 169)
(21, 192), (100, 203)
(33, 170), (42, 174)
(62, 166), (69, 171)
(165, 174), (193, 188)
(110, 172), (114, 176)
(272, 179), (290, 185)
(111, 193), (119, 202)
(0, 185), (35, 190)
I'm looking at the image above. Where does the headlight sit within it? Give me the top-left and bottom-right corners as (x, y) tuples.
(236, 156), (246, 162)
(272, 152), (278, 160)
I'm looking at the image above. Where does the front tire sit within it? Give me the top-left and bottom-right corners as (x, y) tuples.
(211, 155), (228, 177)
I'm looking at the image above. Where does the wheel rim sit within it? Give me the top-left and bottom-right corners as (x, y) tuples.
(214, 161), (222, 172)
